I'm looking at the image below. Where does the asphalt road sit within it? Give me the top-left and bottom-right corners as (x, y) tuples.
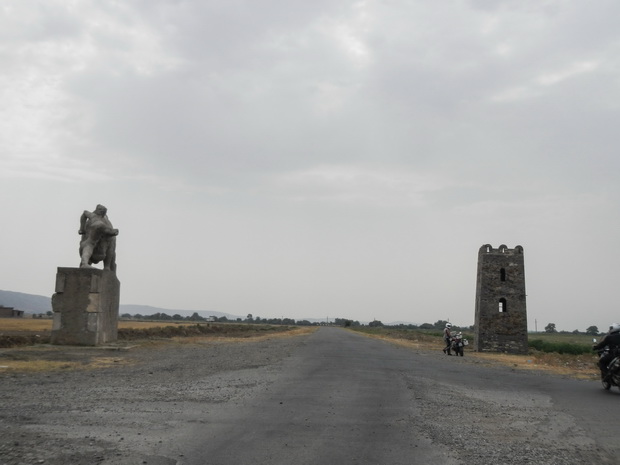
(168, 327), (620, 465)
(177, 327), (453, 465)
(2, 326), (620, 465)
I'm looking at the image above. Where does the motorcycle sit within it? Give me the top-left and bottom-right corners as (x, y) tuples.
(593, 338), (620, 391)
(450, 332), (468, 357)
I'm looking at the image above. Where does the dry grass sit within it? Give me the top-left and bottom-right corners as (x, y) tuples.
(0, 360), (82, 372)
(0, 354), (134, 373)
(169, 326), (317, 345)
(0, 318), (230, 332)
(0, 318), (53, 332)
(117, 321), (215, 330)
(2, 321), (597, 379)
(470, 351), (598, 380)
(359, 331), (600, 381)
(0, 324), (316, 373)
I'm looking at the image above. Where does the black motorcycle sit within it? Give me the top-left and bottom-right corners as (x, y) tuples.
(450, 332), (468, 357)
(594, 341), (620, 391)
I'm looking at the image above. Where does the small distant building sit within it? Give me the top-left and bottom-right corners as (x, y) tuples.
(0, 305), (25, 318)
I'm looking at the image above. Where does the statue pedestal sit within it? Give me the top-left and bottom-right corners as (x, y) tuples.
(51, 267), (120, 346)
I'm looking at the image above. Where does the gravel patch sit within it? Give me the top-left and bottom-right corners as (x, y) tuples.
(0, 333), (615, 465)
(0, 336), (304, 465)
(400, 348), (615, 465)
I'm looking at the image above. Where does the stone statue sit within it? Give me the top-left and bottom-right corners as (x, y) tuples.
(79, 204), (118, 272)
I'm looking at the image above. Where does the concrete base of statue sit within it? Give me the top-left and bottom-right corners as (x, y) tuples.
(51, 267), (120, 346)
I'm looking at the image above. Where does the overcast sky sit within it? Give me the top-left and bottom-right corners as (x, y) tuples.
(1, 0), (619, 331)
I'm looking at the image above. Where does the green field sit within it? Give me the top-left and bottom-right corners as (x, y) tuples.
(528, 332), (597, 344)
(527, 331), (597, 355)
(352, 327), (598, 355)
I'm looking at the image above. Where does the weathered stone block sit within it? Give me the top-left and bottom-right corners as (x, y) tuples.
(51, 267), (120, 346)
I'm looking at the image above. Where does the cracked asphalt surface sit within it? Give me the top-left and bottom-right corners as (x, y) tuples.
(1, 327), (619, 464)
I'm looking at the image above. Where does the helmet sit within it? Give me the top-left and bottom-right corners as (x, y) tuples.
(609, 323), (620, 334)
(445, 323), (452, 328)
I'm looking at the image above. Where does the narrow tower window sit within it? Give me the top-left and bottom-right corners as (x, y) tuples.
(500, 268), (506, 281)
(499, 298), (507, 312)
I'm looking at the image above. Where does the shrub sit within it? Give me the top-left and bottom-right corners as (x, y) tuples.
(528, 339), (592, 355)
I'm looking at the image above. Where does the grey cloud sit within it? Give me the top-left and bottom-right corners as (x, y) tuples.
(3, 1), (620, 330)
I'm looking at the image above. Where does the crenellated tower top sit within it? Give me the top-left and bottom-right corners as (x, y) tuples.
(479, 244), (523, 255)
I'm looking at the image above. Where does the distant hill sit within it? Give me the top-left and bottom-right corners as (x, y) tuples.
(0, 289), (240, 320)
(118, 304), (240, 320)
(0, 289), (52, 313)
(1, 289), (403, 325)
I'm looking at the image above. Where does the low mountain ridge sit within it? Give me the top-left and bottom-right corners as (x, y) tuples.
(0, 289), (239, 320)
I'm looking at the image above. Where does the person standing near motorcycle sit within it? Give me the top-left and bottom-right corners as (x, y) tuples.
(443, 323), (453, 355)
(593, 323), (620, 380)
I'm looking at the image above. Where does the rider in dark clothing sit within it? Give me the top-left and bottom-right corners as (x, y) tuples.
(593, 323), (620, 380)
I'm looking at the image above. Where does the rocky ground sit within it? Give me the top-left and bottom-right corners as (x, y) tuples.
(0, 335), (304, 465)
(0, 331), (615, 465)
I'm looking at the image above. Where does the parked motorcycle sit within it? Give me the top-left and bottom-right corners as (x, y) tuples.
(450, 332), (468, 357)
(593, 338), (620, 391)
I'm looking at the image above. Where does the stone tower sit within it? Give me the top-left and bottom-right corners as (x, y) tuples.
(474, 244), (528, 354)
